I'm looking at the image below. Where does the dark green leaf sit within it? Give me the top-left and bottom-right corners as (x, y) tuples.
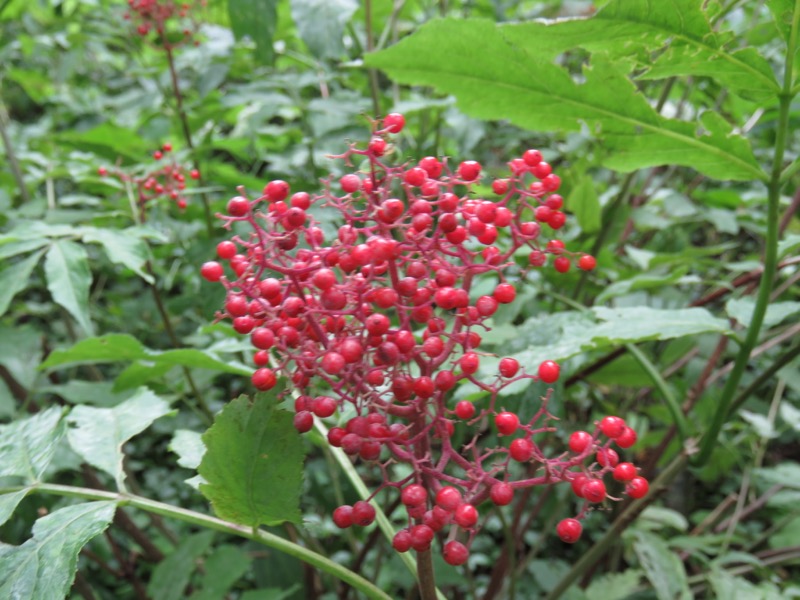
(632, 530), (691, 600)
(81, 228), (153, 283)
(228, 0), (279, 64)
(767, 0), (794, 41)
(0, 249), (46, 318)
(40, 334), (147, 368)
(188, 545), (253, 600)
(0, 407), (66, 482)
(44, 240), (94, 336)
(199, 391), (304, 527)
(0, 501), (116, 600)
(290, 0), (358, 60)
(0, 325), (43, 389)
(366, 20), (765, 181)
(0, 490), (28, 527)
(147, 531), (215, 600)
(66, 388), (173, 488)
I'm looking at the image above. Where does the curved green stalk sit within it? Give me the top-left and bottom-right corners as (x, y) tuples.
(2, 483), (392, 600)
(693, 0), (800, 467)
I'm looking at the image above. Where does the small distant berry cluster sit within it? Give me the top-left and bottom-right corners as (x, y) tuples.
(202, 114), (644, 564)
(98, 143), (200, 211)
(124, 0), (204, 45)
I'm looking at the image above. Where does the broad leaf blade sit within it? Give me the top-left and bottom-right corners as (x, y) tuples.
(632, 531), (691, 600)
(44, 240), (94, 336)
(366, 19), (765, 182)
(290, 0), (358, 60)
(147, 531), (215, 600)
(228, 0), (279, 64)
(67, 388), (172, 488)
(82, 228), (153, 283)
(40, 334), (147, 369)
(199, 391), (304, 527)
(0, 407), (66, 482)
(0, 490), (29, 527)
(0, 501), (116, 600)
(0, 249), (46, 318)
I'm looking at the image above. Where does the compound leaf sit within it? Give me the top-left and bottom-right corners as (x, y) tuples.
(366, 19), (765, 182)
(44, 240), (94, 336)
(66, 388), (172, 488)
(0, 249), (46, 318)
(0, 501), (116, 600)
(82, 228), (153, 283)
(199, 391), (304, 527)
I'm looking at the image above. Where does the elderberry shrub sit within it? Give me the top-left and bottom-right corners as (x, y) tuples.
(202, 113), (646, 563)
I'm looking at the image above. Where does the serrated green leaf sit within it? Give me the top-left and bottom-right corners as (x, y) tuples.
(199, 391), (304, 527)
(66, 388), (172, 488)
(0, 501), (116, 600)
(228, 0), (279, 64)
(290, 0), (358, 60)
(499, 0), (779, 100)
(0, 249), (46, 318)
(585, 569), (643, 600)
(81, 228), (153, 283)
(188, 545), (253, 600)
(170, 429), (206, 470)
(44, 240), (94, 336)
(632, 530), (691, 600)
(366, 19), (765, 181)
(569, 177), (601, 233)
(0, 490), (29, 527)
(0, 407), (66, 482)
(147, 531), (215, 600)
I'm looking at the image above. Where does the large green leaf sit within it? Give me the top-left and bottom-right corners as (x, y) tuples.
(66, 388), (173, 489)
(768, 0), (794, 41)
(0, 249), (46, 318)
(81, 228), (153, 283)
(569, 177), (601, 233)
(228, 0), (280, 65)
(499, 0), (779, 100)
(44, 240), (94, 336)
(366, 19), (765, 182)
(147, 531), (215, 600)
(585, 569), (643, 600)
(0, 407), (66, 482)
(0, 501), (116, 600)
(0, 490), (29, 527)
(199, 392), (304, 527)
(631, 531), (691, 600)
(290, 0), (358, 60)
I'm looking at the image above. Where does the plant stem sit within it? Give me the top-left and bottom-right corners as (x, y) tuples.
(163, 43), (214, 236)
(365, 0), (381, 117)
(3, 483), (392, 600)
(0, 100), (31, 205)
(693, 0), (799, 467)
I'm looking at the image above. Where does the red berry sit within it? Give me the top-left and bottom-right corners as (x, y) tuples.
(523, 149), (542, 166)
(401, 484), (427, 507)
(596, 447), (619, 467)
(554, 256), (571, 273)
(251, 328), (275, 350)
(627, 476), (649, 499)
(332, 505), (353, 528)
(538, 360), (560, 384)
(393, 530), (413, 552)
(368, 137), (387, 156)
(153, 150), (163, 160)
(265, 180), (289, 201)
(293, 410), (313, 433)
(321, 352), (346, 375)
(435, 487), (462, 511)
(443, 541), (469, 566)
(568, 431), (593, 453)
(570, 475), (588, 498)
(460, 353), (479, 375)
(352, 501), (376, 526)
(227, 196), (250, 216)
(495, 411), (519, 436)
(252, 368), (277, 390)
(492, 179), (509, 195)
(340, 174), (361, 193)
(327, 427), (347, 447)
(453, 504), (478, 528)
(556, 518), (582, 543)
(499, 357), (520, 378)
(216, 241), (237, 259)
(383, 112), (405, 133)
(458, 160), (481, 181)
(600, 416), (626, 439)
(494, 283), (516, 303)
(582, 479), (606, 503)
(313, 396), (337, 418)
(455, 401), (475, 420)
(613, 462), (637, 482)
(578, 255), (597, 271)
(97, 166), (108, 176)
(509, 438), (534, 462)
(409, 524), (434, 551)
(490, 483), (514, 506)
(200, 261), (223, 282)
(190, 169), (200, 179)
(615, 427), (638, 449)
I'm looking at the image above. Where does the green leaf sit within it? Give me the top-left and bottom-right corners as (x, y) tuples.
(44, 240), (94, 336)
(755, 463), (800, 490)
(0, 501), (116, 600)
(726, 298), (800, 329)
(595, 267), (694, 304)
(170, 429), (206, 470)
(66, 388), (172, 488)
(0, 249), (46, 318)
(0, 407), (66, 482)
(639, 506), (689, 532)
(81, 228), (153, 283)
(0, 490), (29, 527)
(779, 402), (800, 432)
(0, 238), (49, 260)
(585, 569), (643, 600)
(37, 381), (130, 407)
(188, 545), (253, 600)
(768, 0), (794, 41)
(366, 20), (765, 181)
(199, 391), (304, 527)
(632, 530), (691, 600)
(569, 177), (601, 233)
(54, 123), (150, 163)
(228, 0), (279, 65)
(290, 0), (358, 60)
(739, 409), (778, 439)
(0, 325), (43, 389)
(147, 531), (215, 600)
(499, 0), (779, 100)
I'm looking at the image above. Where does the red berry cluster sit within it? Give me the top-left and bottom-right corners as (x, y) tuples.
(99, 143), (200, 210)
(202, 114), (643, 563)
(124, 0), (204, 45)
